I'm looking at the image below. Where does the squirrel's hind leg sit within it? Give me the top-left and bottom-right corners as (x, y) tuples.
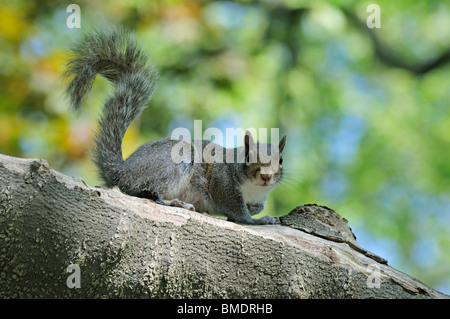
(156, 198), (196, 212)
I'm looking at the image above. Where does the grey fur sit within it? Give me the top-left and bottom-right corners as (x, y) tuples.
(64, 27), (158, 186)
(64, 28), (286, 225)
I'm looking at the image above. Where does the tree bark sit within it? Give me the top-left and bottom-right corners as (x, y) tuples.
(0, 153), (447, 299)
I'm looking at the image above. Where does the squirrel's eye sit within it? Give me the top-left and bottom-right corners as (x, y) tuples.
(279, 157), (283, 165)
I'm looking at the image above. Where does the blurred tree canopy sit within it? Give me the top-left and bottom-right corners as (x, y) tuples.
(0, 0), (449, 295)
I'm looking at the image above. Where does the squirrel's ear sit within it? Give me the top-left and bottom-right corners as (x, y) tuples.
(279, 135), (287, 152)
(244, 131), (255, 153)
(244, 131), (256, 166)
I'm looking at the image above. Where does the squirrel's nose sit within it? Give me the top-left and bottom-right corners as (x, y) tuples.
(260, 174), (272, 182)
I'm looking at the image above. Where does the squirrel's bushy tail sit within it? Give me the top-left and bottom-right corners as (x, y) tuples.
(64, 28), (158, 186)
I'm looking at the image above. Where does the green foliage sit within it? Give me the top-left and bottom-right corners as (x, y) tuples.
(0, 0), (449, 294)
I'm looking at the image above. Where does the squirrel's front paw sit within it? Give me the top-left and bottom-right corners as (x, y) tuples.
(247, 203), (264, 216)
(254, 215), (280, 225)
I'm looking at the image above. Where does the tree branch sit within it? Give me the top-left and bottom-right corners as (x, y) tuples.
(342, 8), (450, 74)
(0, 153), (448, 298)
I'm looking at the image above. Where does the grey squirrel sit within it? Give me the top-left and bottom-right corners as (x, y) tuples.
(64, 28), (286, 225)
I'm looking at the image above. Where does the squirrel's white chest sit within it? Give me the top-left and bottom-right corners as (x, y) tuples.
(240, 180), (270, 205)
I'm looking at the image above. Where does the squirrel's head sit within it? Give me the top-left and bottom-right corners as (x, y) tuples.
(243, 131), (287, 188)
